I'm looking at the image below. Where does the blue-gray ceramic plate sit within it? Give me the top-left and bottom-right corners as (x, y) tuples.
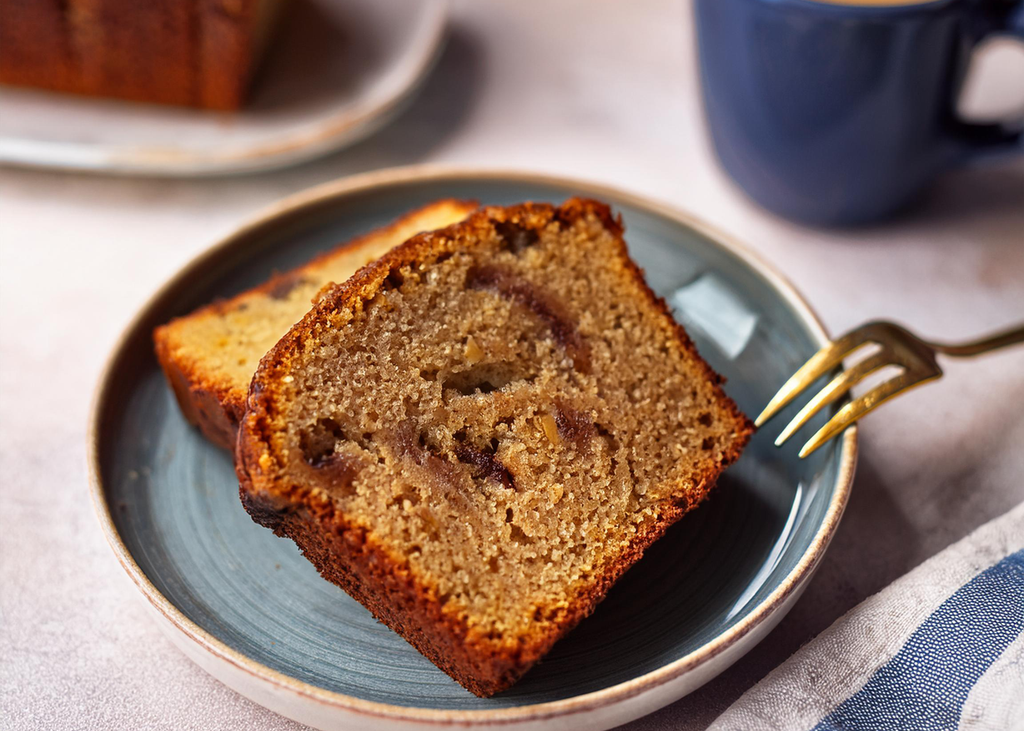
(89, 167), (856, 730)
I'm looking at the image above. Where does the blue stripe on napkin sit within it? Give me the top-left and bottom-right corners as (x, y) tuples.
(813, 549), (1024, 731)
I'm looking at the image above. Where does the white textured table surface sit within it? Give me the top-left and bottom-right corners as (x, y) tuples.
(2, 1), (1023, 729)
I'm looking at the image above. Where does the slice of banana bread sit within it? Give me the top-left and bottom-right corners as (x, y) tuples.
(236, 198), (754, 696)
(154, 200), (478, 449)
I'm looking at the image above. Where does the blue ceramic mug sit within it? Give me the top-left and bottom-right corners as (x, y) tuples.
(694, 0), (1024, 226)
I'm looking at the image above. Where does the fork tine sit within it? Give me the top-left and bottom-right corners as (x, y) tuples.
(774, 350), (893, 446)
(755, 328), (876, 427)
(798, 369), (941, 458)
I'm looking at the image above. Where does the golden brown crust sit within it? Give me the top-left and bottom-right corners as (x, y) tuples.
(72, 0), (195, 106)
(0, 0), (77, 91)
(153, 199), (479, 451)
(154, 332), (243, 450)
(0, 0), (273, 108)
(236, 198), (753, 696)
(197, 0), (267, 110)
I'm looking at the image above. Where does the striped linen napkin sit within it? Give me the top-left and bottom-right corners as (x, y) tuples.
(710, 502), (1024, 731)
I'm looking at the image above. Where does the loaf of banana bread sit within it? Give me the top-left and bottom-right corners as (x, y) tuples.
(236, 198), (754, 696)
(0, 0), (283, 109)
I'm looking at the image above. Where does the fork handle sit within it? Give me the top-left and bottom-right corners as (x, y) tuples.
(925, 323), (1024, 357)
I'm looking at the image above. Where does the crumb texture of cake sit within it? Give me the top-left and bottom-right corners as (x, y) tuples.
(154, 199), (478, 449)
(237, 199), (754, 696)
(0, 0), (283, 109)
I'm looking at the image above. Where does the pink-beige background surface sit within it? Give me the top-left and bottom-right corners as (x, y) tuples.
(1, 1), (1023, 728)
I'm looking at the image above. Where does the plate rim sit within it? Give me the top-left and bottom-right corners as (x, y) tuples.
(0, 0), (449, 177)
(87, 164), (857, 725)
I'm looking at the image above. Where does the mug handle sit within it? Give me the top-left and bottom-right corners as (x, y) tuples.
(949, 0), (1024, 161)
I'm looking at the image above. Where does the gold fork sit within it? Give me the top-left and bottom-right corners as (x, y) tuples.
(755, 321), (1024, 458)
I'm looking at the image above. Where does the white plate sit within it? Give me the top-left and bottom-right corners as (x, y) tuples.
(0, 0), (447, 176)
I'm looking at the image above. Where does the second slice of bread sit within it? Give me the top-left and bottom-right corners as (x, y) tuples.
(154, 200), (478, 449)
